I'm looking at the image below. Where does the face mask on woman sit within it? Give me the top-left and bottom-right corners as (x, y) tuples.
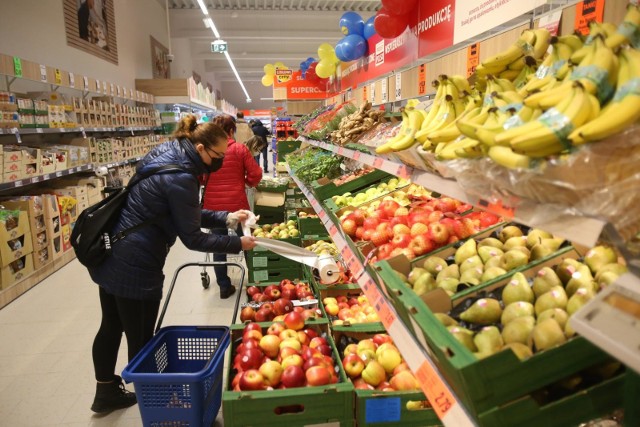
(207, 157), (224, 173)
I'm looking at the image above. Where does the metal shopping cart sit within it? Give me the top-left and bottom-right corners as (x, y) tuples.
(122, 261), (245, 427)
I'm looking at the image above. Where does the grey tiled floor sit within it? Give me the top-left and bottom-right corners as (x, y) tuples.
(0, 242), (244, 426)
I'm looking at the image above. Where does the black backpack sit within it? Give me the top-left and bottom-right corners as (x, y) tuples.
(71, 164), (183, 268)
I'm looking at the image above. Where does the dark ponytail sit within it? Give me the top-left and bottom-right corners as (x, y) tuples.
(174, 114), (227, 148)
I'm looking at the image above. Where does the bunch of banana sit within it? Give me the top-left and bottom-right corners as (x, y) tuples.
(495, 82), (599, 157)
(375, 99), (424, 154)
(571, 22), (619, 64)
(424, 94), (480, 144)
(436, 137), (484, 160)
(605, 4), (640, 50)
(569, 48), (640, 144)
(513, 56), (539, 89)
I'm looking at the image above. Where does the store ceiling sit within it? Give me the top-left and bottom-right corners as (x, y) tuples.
(165, 0), (381, 83)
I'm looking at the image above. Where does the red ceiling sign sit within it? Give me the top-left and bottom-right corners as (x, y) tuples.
(274, 70), (328, 100)
(416, 0), (456, 57)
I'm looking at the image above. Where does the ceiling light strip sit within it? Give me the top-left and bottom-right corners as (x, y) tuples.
(224, 51), (252, 102)
(196, 0), (208, 15)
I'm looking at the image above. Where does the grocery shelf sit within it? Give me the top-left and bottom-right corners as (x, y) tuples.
(301, 137), (607, 250)
(287, 165), (475, 427)
(0, 126), (158, 138)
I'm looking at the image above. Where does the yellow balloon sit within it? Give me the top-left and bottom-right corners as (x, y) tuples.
(274, 62), (285, 69)
(261, 74), (274, 87)
(315, 60), (336, 79)
(318, 43), (335, 60)
(263, 64), (276, 76)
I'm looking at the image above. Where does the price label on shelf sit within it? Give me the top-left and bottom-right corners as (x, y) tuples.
(14, 180), (23, 187)
(337, 147), (345, 156)
(376, 299), (396, 329)
(39, 64), (47, 82)
(69, 72), (75, 87)
(478, 198), (515, 219)
(36, 128), (43, 134)
(370, 83), (376, 103)
(328, 224), (338, 238)
(83, 76), (89, 91)
(32, 176), (41, 183)
(415, 362), (458, 420)
(381, 79), (388, 103)
(395, 73), (402, 101)
(80, 127), (86, 138)
(352, 151), (361, 161)
(13, 57), (23, 78)
(373, 157), (384, 169)
(103, 81), (107, 94)
(95, 79), (101, 92)
(55, 171), (62, 178)
(54, 69), (62, 85)
(397, 165), (411, 179)
(418, 64), (427, 96)
(11, 128), (21, 143)
(110, 83), (115, 94)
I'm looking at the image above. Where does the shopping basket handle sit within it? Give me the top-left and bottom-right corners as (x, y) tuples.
(155, 261), (246, 334)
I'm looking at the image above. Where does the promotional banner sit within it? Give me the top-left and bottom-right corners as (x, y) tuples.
(274, 70), (328, 100)
(416, 0), (456, 57)
(574, 0), (605, 35)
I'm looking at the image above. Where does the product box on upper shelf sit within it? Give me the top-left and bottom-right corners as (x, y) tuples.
(0, 253), (34, 290)
(2, 197), (47, 252)
(0, 210), (33, 268)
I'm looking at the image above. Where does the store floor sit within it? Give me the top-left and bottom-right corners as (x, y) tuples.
(0, 241), (243, 426)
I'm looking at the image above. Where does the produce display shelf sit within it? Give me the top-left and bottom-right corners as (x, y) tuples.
(300, 137), (606, 250)
(0, 126), (157, 136)
(288, 164), (476, 427)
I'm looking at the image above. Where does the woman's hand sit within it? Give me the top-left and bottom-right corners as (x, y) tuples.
(241, 236), (257, 250)
(233, 209), (252, 222)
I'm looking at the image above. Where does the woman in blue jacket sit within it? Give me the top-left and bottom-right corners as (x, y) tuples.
(88, 114), (257, 413)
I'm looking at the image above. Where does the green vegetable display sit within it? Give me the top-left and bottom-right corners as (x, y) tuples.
(286, 148), (343, 184)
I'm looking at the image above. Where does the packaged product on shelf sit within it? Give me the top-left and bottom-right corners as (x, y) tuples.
(0, 254), (33, 290)
(0, 209), (32, 268)
(329, 101), (385, 146)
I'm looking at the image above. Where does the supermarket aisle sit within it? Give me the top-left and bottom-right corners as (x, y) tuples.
(0, 242), (243, 426)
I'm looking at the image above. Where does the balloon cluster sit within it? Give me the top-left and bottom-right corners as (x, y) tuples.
(299, 57), (316, 79)
(261, 62), (289, 87)
(334, 12), (373, 62)
(374, 0), (418, 39)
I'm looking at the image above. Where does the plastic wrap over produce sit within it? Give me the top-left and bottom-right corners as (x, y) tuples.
(441, 125), (640, 245)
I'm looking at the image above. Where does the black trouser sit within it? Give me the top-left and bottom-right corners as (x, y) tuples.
(213, 226), (246, 290)
(92, 287), (160, 382)
(254, 144), (269, 172)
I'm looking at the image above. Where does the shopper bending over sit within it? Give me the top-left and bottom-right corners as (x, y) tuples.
(251, 119), (271, 173)
(203, 114), (263, 299)
(88, 114), (257, 414)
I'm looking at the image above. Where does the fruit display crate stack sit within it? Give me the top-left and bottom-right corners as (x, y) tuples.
(249, 220), (303, 283)
(297, 210), (327, 238)
(322, 175), (412, 213)
(310, 168), (390, 204)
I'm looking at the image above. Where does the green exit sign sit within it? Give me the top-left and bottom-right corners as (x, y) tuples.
(211, 40), (227, 53)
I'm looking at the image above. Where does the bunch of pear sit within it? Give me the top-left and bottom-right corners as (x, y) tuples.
(305, 240), (338, 257)
(401, 225), (564, 297)
(331, 177), (410, 208)
(438, 245), (627, 361)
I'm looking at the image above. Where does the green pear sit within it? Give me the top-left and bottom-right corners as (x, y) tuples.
(586, 361), (622, 380)
(530, 244), (554, 261)
(447, 326), (477, 352)
(460, 298), (503, 325)
(565, 266), (597, 297)
(565, 320), (576, 338)
(499, 225), (523, 243)
(503, 342), (533, 360)
(473, 326), (504, 356)
(434, 313), (459, 327)
(460, 267), (483, 285)
(503, 236), (528, 251)
(436, 264), (460, 283)
(500, 250), (530, 271)
(595, 263), (628, 282)
(532, 267), (563, 297)
(525, 229), (554, 249)
(508, 246), (532, 259)
(478, 246), (504, 264)
(407, 268), (428, 285)
(556, 375), (583, 391)
(478, 237), (504, 250)
(566, 287), (595, 316)
(413, 273), (437, 296)
(395, 271), (409, 283)
(423, 256), (448, 276)
(584, 246), (618, 275)
(534, 286), (568, 316)
(455, 239), (478, 265)
(597, 271), (623, 289)
(529, 318), (567, 351)
(501, 302), (535, 325)
(536, 308), (569, 330)
(502, 316), (535, 345)
(484, 256), (503, 269)
(481, 267), (508, 282)
(501, 272), (534, 305)
(540, 237), (565, 251)
(555, 259), (584, 285)
(437, 278), (460, 295)
(460, 255), (483, 273)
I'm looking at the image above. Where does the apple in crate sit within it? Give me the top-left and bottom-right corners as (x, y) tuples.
(306, 365), (332, 386)
(342, 353), (365, 378)
(239, 348), (265, 371)
(259, 360), (283, 387)
(240, 306), (255, 322)
(361, 360), (386, 386)
(273, 298), (294, 315)
(284, 311), (305, 331)
(239, 369), (266, 391)
(259, 334), (282, 359)
(281, 365), (306, 388)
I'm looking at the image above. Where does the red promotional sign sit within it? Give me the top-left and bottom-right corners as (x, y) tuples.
(274, 70), (328, 100)
(416, 0), (456, 57)
(574, 0), (605, 35)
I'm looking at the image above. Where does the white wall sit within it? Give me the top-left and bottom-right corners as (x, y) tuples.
(0, 0), (168, 89)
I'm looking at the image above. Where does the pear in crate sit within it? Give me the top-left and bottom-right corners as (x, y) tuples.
(407, 268), (428, 285)
(460, 298), (502, 325)
(460, 255), (483, 273)
(503, 342), (533, 360)
(448, 326), (477, 352)
(474, 326), (504, 358)
(479, 246), (504, 264)
(502, 316), (536, 345)
(435, 313), (459, 327)
(482, 266), (507, 282)
(540, 237), (565, 252)
(530, 318), (567, 351)
(567, 288), (595, 316)
(503, 236), (528, 251)
(525, 229), (553, 249)
(423, 256), (448, 276)
(484, 256), (503, 270)
(509, 246), (532, 259)
(438, 278), (460, 295)
(460, 267), (484, 285)
(535, 286), (568, 316)
(532, 267), (563, 297)
(530, 244), (554, 261)
(565, 265), (597, 297)
(499, 225), (524, 243)
(501, 272), (534, 305)
(584, 246), (618, 275)
(455, 239), (478, 264)
(565, 320), (576, 338)
(595, 263), (627, 282)
(501, 301), (535, 325)
(500, 250), (529, 271)
(537, 308), (569, 330)
(555, 259), (584, 285)
(436, 264), (460, 283)
(413, 273), (437, 296)
(478, 237), (504, 250)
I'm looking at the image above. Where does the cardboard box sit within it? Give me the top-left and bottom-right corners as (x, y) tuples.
(48, 234), (63, 260)
(254, 191), (285, 208)
(43, 195), (61, 235)
(0, 210), (30, 241)
(0, 231), (33, 268)
(2, 197), (47, 251)
(32, 246), (51, 270)
(0, 254), (34, 290)
(3, 171), (21, 182)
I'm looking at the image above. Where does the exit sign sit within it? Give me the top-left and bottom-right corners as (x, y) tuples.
(211, 40), (227, 53)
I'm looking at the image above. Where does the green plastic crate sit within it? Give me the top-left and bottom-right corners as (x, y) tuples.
(223, 321), (355, 427)
(249, 266), (304, 284)
(277, 139), (302, 161)
(311, 169), (390, 203)
(254, 205), (285, 225)
(247, 250), (303, 271)
(298, 217), (327, 237)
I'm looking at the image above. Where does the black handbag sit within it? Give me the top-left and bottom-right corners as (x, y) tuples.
(71, 164), (183, 268)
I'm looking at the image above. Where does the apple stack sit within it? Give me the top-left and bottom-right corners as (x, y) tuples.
(241, 280), (323, 324)
(320, 293), (381, 326)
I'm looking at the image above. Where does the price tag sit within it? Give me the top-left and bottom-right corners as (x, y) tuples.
(13, 57), (23, 77)
(95, 79), (101, 92)
(103, 81), (107, 94)
(83, 76), (89, 91)
(418, 64), (427, 96)
(363, 85), (368, 103)
(415, 362), (457, 419)
(55, 171), (63, 177)
(575, 0), (605, 35)
(14, 180), (23, 187)
(36, 128), (43, 134)
(117, 85), (121, 96)
(130, 88), (134, 98)
(44, 174), (51, 180)
(478, 198), (515, 219)
(381, 79), (388, 103)
(54, 69), (62, 85)
(329, 224), (338, 237)
(373, 157), (384, 169)
(69, 72), (75, 87)
(59, 128), (66, 133)
(370, 83), (376, 103)
(337, 147), (345, 156)
(110, 83), (114, 94)
(80, 127), (86, 138)
(353, 151), (361, 161)
(467, 43), (480, 78)
(32, 176), (41, 183)
(376, 299), (396, 329)
(39, 64), (48, 82)
(11, 128), (21, 143)
(395, 73), (402, 101)
(397, 165), (411, 179)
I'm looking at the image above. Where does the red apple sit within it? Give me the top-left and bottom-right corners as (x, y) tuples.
(297, 331), (311, 346)
(279, 339), (302, 352)
(376, 381), (392, 391)
(301, 308), (322, 320)
(267, 322), (285, 336)
(306, 365), (332, 386)
(353, 377), (375, 390)
(351, 209), (366, 226)
(273, 298), (294, 316)
(393, 362), (410, 376)
(278, 346), (300, 361)
(362, 229), (373, 241)
(246, 286), (260, 297)
(239, 369), (266, 391)
(303, 328), (318, 340)
(244, 322), (262, 333)
(427, 210), (444, 223)
(392, 224), (411, 236)
(281, 365), (306, 388)
(240, 306), (256, 322)
(293, 306), (305, 314)
(341, 218), (357, 237)
(343, 343), (358, 357)
(372, 334), (393, 347)
(238, 348), (264, 371)
(309, 337), (327, 349)
(342, 353), (365, 378)
(255, 307), (275, 322)
(379, 200), (400, 218)
(283, 312), (305, 331)
(231, 372), (242, 388)
(355, 226), (365, 240)
(389, 370), (420, 391)
(259, 360), (283, 387)
(281, 354), (304, 369)
(389, 216), (409, 228)
(428, 222), (449, 244)
(243, 329), (263, 342)
(317, 344), (333, 356)
(391, 233), (412, 249)
(408, 234), (435, 256)
(362, 217), (380, 231)
(302, 346), (321, 361)
(281, 288), (296, 300)
(259, 334), (282, 359)
(303, 355), (328, 371)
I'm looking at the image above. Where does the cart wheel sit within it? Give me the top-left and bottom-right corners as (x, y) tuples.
(201, 272), (210, 289)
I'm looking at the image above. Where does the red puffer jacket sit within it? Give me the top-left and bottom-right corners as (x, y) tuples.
(202, 138), (263, 212)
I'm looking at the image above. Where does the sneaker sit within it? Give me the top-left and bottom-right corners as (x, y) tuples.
(220, 286), (236, 299)
(91, 375), (137, 413)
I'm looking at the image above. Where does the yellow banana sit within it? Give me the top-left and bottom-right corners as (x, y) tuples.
(388, 109), (424, 151)
(606, 4), (640, 49)
(499, 69), (520, 81)
(557, 34), (584, 52)
(454, 138), (486, 158)
(457, 106), (491, 138)
(513, 56), (538, 89)
(572, 35), (618, 98)
(531, 28), (551, 59)
(488, 146), (531, 169)
(523, 81), (573, 109)
(508, 56), (527, 71)
(481, 30), (536, 69)
(443, 74), (471, 93)
(416, 98), (457, 146)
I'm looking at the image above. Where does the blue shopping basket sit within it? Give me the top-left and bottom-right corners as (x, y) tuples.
(122, 262), (245, 427)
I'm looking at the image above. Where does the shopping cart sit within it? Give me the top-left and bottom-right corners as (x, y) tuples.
(122, 261), (245, 427)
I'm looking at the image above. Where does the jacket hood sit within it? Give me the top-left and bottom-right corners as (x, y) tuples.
(137, 138), (209, 176)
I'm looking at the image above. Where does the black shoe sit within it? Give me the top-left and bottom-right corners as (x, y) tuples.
(264, 170), (269, 173)
(91, 375), (137, 413)
(220, 286), (236, 299)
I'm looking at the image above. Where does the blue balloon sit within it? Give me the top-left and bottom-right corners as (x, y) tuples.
(364, 16), (376, 40)
(335, 40), (350, 62)
(342, 34), (368, 61)
(339, 12), (364, 36)
(306, 57), (315, 64)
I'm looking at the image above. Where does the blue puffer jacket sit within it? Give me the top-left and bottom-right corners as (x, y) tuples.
(89, 138), (242, 300)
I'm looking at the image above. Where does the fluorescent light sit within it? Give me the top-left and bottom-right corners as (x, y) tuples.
(196, 0), (208, 15)
(209, 21), (220, 39)
(224, 50), (251, 103)
(203, 18), (210, 28)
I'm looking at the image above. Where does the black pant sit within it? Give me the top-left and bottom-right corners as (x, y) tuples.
(212, 226), (246, 290)
(92, 287), (160, 382)
(254, 144), (269, 172)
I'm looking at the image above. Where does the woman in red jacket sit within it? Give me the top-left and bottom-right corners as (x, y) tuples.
(203, 114), (263, 298)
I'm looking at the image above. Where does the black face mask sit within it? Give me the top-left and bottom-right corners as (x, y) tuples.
(207, 157), (224, 173)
